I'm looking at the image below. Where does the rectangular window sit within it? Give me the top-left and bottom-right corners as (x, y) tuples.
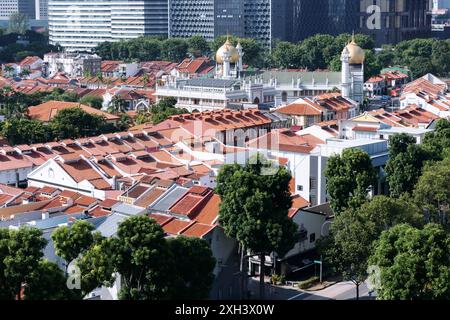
(310, 177), (317, 190)
(309, 233), (316, 243)
(297, 185), (303, 191)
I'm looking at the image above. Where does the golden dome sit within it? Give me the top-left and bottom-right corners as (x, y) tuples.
(216, 38), (240, 64)
(343, 34), (365, 65)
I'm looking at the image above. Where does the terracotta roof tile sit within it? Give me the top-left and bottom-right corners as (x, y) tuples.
(181, 222), (215, 238)
(27, 101), (119, 122)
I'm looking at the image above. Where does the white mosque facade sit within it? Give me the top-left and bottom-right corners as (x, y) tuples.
(154, 36), (365, 112)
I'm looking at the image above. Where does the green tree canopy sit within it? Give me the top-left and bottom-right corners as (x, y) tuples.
(50, 107), (107, 139)
(358, 195), (423, 233)
(369, 223), (450, 300)
(413, 158), (450, 226)
(188, 35), (210, 58)
(52, 220), (96, 271)
(422, 119), (450, 159)
(1, 118), (51, 145)
(216, 155), (298, 299)
(386, 134), (436, 198)
(324, 148), (377, 214)
(270, 41), (301, 69)
(24, 260), (80, 300)
(167, 236), (216, 300)
(76, 237), (117, 297)
(79, 95), (103, 109)
(7, 13), (28, 35)
(0, 227), (47, 300)
(318, 209), (374, 299)
(161, 38), (189, 62)
(150, 97), (188, 124)
(111, 215), (176, 300)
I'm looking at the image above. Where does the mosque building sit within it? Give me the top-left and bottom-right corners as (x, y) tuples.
(154, 36), (365, 111)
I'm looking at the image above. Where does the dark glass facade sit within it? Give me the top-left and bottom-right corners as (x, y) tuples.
(18, 0), (36, 20)
(215, 0), (245, 38)
(169, 0), (292, 48)
(359, 0), (432, 46)
(170, 0), (431, 47)
(290, 0), (431, 46)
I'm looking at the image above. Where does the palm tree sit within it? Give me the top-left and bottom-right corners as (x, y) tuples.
(107, 95), (127, 114)
(3, 65), (15, 77)
(20, 68), (31, 78)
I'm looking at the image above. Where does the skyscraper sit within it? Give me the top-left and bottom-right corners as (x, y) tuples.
(0, 0), (36, 20)
(169, 0), (244, 41)
(35, 0), (48, 20)
(243, 0), (291, 48)
(434, 0), (450, 9)
(358, 0), (432, 46)
(290, 0), (432, 46)
(289, 0), (359, 42)
(48, 0), (168, 52)
(169, 0), (290, 48)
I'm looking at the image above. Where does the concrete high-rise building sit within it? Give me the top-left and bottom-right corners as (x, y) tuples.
(169, 0), (290, 48)
(0, 0), (36, 20)
(169, 0), (244, 41)
(111, 0), (168, 41)
(243, 0), (291, 48)
(35, 0), (48, 20)
(48, 0), (168, 52)
(169, 0), (215, 40)
(434, 0), (450, 9)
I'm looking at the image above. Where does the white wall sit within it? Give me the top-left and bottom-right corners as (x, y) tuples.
(205, 227), (237, 276)
(284, 210), (328, 259)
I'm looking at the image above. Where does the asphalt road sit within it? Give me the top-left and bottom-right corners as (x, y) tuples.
(248, 279), (375, 300)
(289, 281), (374, 300)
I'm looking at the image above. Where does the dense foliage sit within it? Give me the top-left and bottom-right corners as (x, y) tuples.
(317, 195), (423, 299)
(369, 223), (449, 300)
(269, 36), (450, 79)
(320, 121), (450, 300)
(1, 107), (116, 145)
(385, 133), (436, 198)
(56, 217), (216, 300)
(324, 148), (377, 214)
(216, 154), (298, 299)
(0, 227), (76, 300)
(0, 30), (60, 63)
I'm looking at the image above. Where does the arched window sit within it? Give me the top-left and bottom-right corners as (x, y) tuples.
(253, 97), (260, 104)
(48, 168), (54, 179)
(281, 91), (288, 102)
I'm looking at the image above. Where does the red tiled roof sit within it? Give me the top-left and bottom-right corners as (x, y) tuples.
(276, 103), (323, 116)
(18, 56), (41, 67)
(288, 195), (310, 218)
(194, 194), (220, 225)
(99, 198), (119, 209)
(162, 219), (192, 235)
(403, 78), (445, 97)
(152, 108), (272, 135)
(181, 222), (215, 238)
(74, 195), (99, 207)
(366, 76), (384, 83)
(40, 186), (59, 194)
(352, 126), (378, 132)
(148, 213), (173, 226)
(247, 129), (322, 154)
(27, 101), (119, 122)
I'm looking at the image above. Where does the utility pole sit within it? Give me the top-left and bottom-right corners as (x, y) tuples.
(314, 257), (323, 283)
(320, 255), (323, 283)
